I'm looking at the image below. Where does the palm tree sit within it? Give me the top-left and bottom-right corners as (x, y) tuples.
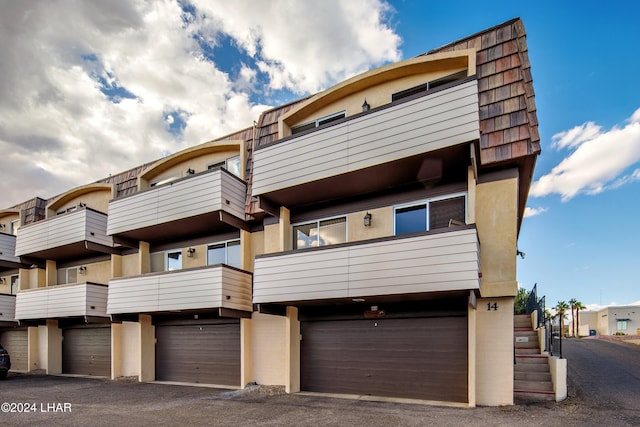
(569, 298), (578, 337)
(555, 301), (570, 338)
(574, 300), (586, 337)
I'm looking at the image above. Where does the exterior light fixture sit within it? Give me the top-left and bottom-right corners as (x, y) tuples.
(186, 168), (195, 175)
(362, 99), (370, 112)
(187, 247), (196, 257)
(363, 212), (372, 227)
(0, 278), (5, 283)
(516, 250), (525, 259)
(78, 266), (87, 274)
(0, 224), (5, 229)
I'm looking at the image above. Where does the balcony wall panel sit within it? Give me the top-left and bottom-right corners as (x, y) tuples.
(14, 209), (112, 257)
(253, 80), (479, 196)
(14, 283), (108, 320)
(107, 170), (246, 236)
(253, 227), (479, 304)
(107, 265), (252, 314)
(0, 233), (19, 264)
(0, 294), (16, 323)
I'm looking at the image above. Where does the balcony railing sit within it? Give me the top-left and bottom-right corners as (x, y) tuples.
(252, 79), (479, 199)
(15, 282), (108, 320)
(107, 264), (253, 315)
(14, 208), (112, 259)
(0, 294), (16, 324)
(253, 226), (479, 304)
(107, 169), (247, 240)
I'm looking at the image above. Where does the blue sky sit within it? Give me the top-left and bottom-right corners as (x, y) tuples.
(0, 1), (638, 309)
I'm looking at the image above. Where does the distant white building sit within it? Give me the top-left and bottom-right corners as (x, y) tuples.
(570, 305), (640, 337)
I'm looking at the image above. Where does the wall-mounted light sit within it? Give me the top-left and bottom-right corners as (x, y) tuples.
(516, 250), (526, 259)
(363, 212), (372, 227)
(0, 224), (5, 229)
(362, 99), (370, 112)
(187, 247), (196, 257)
(186, 168), (195, 175)
(78, 266), (87, 274)
(0, 278), (5, 283)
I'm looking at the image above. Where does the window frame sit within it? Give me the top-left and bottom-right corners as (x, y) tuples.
(10, 274), (19, 294)
(150, 249), (183, 272)
(206, 238), (241, 268)
(57, 267), (79, 285)
(393, 192), (468, 236)
(291, 110), (347, 135)
(292, 215), (348, 250)
(616, 320), (628, 330)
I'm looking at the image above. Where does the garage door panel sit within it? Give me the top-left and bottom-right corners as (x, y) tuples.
(301, 316), (468, 402)
(62, 326), (111, 377)
(0, 329), (28, 371)
(155, 321), (240, 386)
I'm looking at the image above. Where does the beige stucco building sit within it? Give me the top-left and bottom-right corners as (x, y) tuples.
(572, 305), (640, 337)
(0, 18), (540, 406)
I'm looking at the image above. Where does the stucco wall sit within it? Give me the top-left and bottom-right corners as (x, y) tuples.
(475, 297), (514, 406)
(475, 171), (518, 297)
(250, 312), (287, 386)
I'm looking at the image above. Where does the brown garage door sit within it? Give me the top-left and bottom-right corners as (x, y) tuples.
(62, 326), (111, 376)
(301, 316), (468, 402)
(0, 329), (28, 371)
(155, 319), (240, 386)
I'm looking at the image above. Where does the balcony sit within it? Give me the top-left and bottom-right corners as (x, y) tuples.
(15, 282), (108, 320)
(253, 226), (479, 304)
(107, 169), (247, 243)
(14, 208), (113, 260)
(0, 232), (22, 269)
(0, 294), (17, 325)
(107, 265), (253, 315)
(252, 79), (479, 207)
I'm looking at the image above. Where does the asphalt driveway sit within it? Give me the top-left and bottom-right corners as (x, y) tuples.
(1, 338), (638, 427)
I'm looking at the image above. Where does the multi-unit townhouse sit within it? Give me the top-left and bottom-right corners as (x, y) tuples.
(0, 18), (539, 406)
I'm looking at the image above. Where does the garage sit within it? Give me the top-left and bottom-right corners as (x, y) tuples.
(0, 329), (28, 371)
(155, 318), (240, 386)
(300, 301), (469, 403)
(62, 325), (111, 376)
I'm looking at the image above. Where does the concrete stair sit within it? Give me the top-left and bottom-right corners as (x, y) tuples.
(514, 314), (555, 401)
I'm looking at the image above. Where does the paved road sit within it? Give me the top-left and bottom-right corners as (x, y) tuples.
(563, 338), (640, 425)
(0, 340), (639, 427)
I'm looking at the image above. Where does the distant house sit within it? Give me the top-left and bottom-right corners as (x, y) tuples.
(571, 305), (640, 336)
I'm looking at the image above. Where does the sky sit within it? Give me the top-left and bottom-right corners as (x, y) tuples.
(0, 1), (638, 310)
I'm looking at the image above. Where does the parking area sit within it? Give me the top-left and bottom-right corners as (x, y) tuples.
(1, 367), (637, 427)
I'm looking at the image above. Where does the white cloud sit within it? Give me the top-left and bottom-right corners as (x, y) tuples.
(531, 108), (640, 201)
(0, 0), (401, 208)
(523, 206), (548, 218)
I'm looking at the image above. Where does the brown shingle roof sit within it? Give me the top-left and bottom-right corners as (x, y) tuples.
(428, 18), (541, 166)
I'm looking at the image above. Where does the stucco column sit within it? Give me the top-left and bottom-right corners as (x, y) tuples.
(45, 319), (62, 375)
(139, 314), (155, 381)
(285, 306), (300, 393)
(45, 260), (57, 286)
(27, 326), (40, 372)
(111, 322), (123, 379)
(240, 317), (253, 387)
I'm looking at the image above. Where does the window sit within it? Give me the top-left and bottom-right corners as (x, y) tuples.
(150, 174), (181, 187)
(150, 250), (183, 272)
(57, 267), (78, 285)
(10, 275), (19, 294)
(9, 219), (20, 235)
(293, 217), (347, 250)
(207, 156), (241, 178)
(391, 70), (468, 102)
(207, 239), (241, 268)
(291, 111), (346, 135)
(394, 194), (466, 235)
(616, 320), (628, 330)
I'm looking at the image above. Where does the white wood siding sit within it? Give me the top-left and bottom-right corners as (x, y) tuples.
(253, 227), (479, 304)
(14, 209), (112, 257)
(107, 265), (252, 314)
(0, 233), (19, 264)
(107, 170), (246, 235)
(0, 294), (16, 322)
(14, 283), (108, 320)
(252, 80), (479, 195)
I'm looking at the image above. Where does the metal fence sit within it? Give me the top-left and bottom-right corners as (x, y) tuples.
(545, 314), (563, 358)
